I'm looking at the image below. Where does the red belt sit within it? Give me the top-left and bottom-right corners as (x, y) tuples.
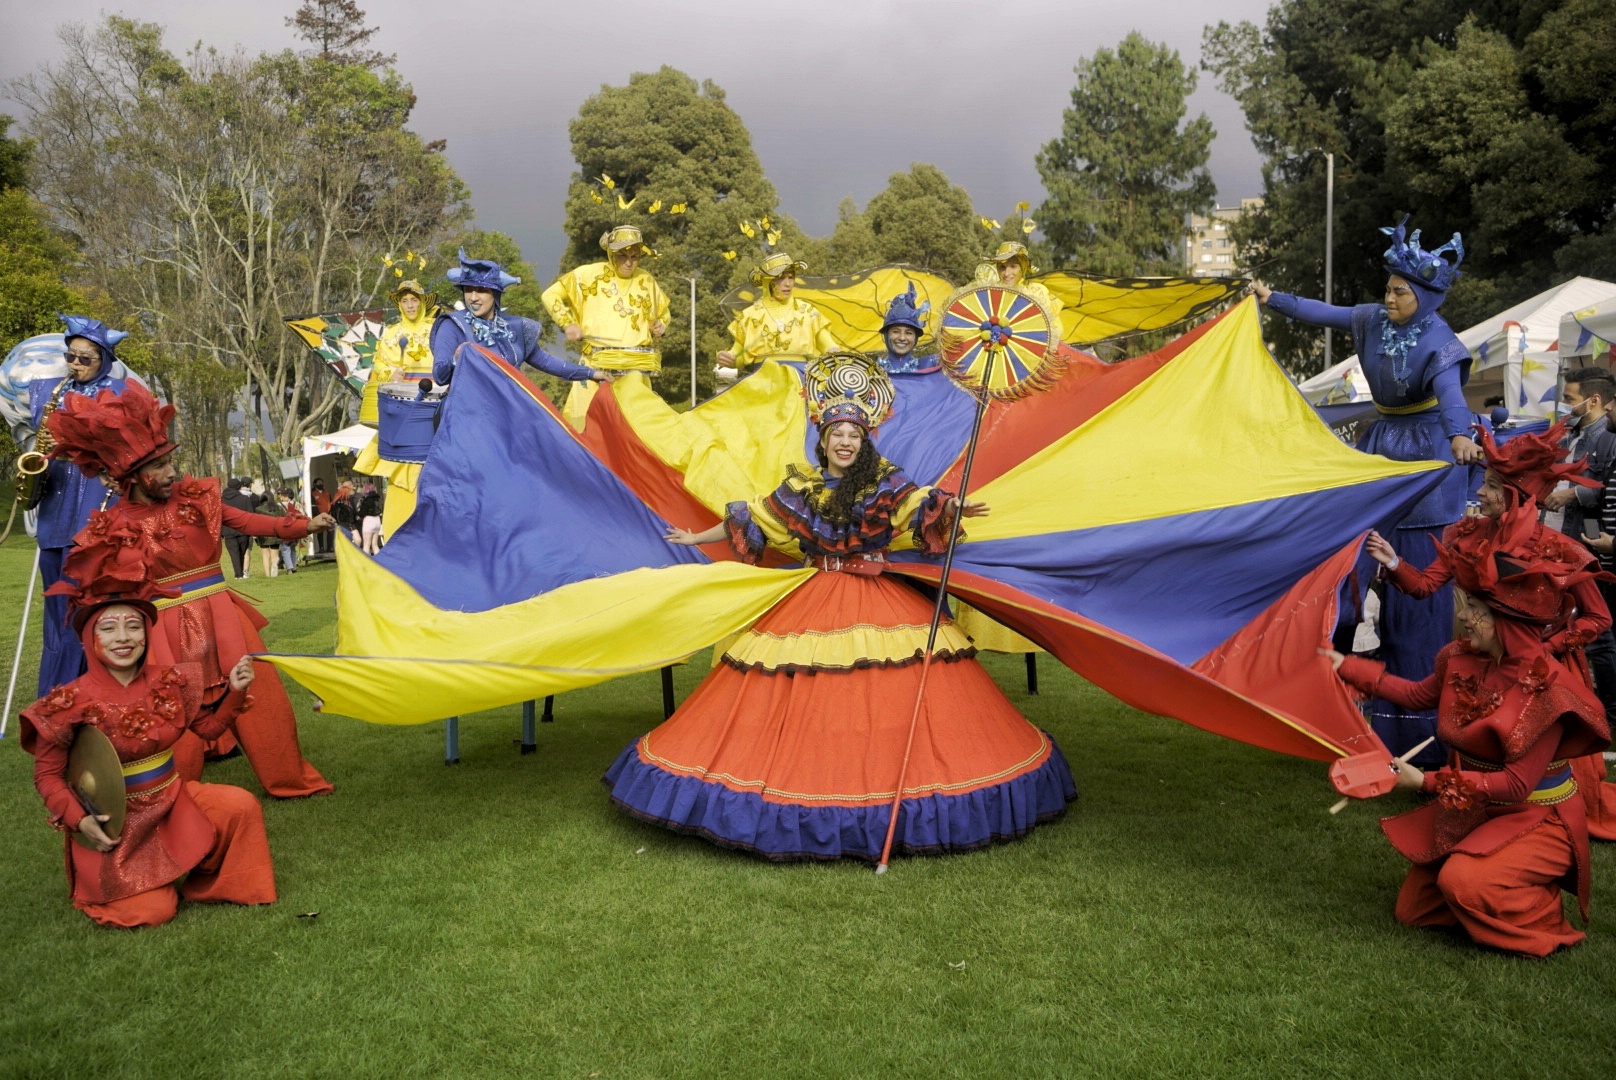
(809, 554), (886, 577)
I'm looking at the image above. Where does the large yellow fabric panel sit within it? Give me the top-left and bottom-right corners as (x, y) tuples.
(722, 266), (957, 354)
(263, 541), (813, 724)
(1038, 273), (1246, 346)
(968, 298), (1447, 540)
(613, 361), (812, 512)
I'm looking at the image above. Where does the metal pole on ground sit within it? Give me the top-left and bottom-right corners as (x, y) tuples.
(679, 274), (699, 409)
(444, 716), (459, 764)
(1, 546), (41, 739)
(520, 700), (537, 754)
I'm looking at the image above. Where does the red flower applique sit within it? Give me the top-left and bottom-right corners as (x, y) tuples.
(1431, 767), (1484, 811)
(80, 702), (106, 726)
(176, 501), (204, 526)
(115, 704), (156, 740)
(40, 685), (77, 714)
(150, 690), (181, 722)
(1447, 671), (1502, 725)
(1517, 656), (1556, 694)
(174, 478), (207, 500)
(159, 668), (186, 689)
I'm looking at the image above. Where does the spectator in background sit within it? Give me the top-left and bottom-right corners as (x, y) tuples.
(278, 490), (300, 573)
(1547, 369), (1616, 722)
(358, 482), (384, 554)
(1577, 388), (1616, 839)
(220, 477), (255, 579)
(311, 478), (333, 556)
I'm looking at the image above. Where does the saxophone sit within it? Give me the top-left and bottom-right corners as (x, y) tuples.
(15, 378), (70, 507)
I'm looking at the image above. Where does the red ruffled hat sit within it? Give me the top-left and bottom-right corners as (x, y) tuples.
(46, 510), (179, 633)
(1475, 417), (1599, 505)
(1435, 505), (1609, 628)
(45, 382), (178, 483)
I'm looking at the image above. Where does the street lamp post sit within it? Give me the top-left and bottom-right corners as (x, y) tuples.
(1324, 151), (1335, 367)
(678, 274), (698, 408)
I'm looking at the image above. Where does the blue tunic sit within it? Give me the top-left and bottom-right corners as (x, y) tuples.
(1267, 292), (1472, 765)
(430, 310), (594, 385)
(880, 349), (940, 376)
(29, 370), (126, 694)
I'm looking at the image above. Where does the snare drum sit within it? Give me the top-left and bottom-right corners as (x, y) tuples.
(376, 379), (446, 463)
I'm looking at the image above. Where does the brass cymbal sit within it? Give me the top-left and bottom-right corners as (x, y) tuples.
(66, 725), (125, 847)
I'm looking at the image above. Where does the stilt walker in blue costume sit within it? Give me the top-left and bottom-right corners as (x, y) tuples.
(31, 315), (132, 694)
(430, 249), (614, 388)
(1255, 218), (1480, 763)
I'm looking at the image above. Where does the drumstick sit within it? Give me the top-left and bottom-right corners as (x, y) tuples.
(1329, 736), (1436, 814)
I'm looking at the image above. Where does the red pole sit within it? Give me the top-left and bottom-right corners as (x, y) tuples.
(875, 387), (991, 872)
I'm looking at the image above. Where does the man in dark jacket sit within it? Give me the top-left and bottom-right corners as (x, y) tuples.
(220, 477), (257, 579)
(1549, 367), (1616, 721)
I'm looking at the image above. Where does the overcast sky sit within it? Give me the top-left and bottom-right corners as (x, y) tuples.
(0, 0), (1276, 278)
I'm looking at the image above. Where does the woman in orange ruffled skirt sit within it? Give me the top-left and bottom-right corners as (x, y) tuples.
(604, 355), (1075, 860)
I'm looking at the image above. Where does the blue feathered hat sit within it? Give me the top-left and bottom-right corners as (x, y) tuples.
(1382, 216), (1463, 293)
(59, 315), (127, 363)
(881, 283), (930, 335)
(446, 248), (522, 294)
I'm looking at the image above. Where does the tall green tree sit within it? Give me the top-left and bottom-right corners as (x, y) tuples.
(13, 15), (469, 456)
(824, 164), (982, 279)
(1036, 33), (1216, 277)
(557, 66), (808, 403)
(0, 117), (84, 355)
(286, 0), (394, 69)
(1203, 0), (1616, 372)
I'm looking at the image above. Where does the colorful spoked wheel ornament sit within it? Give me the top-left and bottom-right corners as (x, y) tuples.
(936, 284), (1060, 401)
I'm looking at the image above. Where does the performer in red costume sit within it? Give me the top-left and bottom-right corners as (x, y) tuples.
(45, 384), (336, 797)
(1325, 541), (1610, 956)
(1366, 418), (1616, 839)
(20, 534), (276, 928)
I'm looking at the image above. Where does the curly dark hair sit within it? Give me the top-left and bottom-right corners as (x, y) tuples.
(816, 425), (882, 522)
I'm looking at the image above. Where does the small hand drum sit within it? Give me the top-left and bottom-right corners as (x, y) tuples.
(1328, 749), (1400, 800)
(377, 379), (446, 464)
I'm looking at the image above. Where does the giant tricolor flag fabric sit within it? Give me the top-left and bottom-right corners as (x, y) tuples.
(265, 298), (1447, 767)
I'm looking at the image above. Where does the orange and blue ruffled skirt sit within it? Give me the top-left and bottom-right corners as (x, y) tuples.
(604, 569), (1076, 860)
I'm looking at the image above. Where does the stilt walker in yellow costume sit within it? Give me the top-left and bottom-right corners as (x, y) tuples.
(355, 278), (438, 538)
(543, 224), (670, 428)
(717, 251), (842, 373)
(974, 241), (1063, 323)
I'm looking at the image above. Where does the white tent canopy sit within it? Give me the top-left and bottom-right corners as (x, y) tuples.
(300, 424), (375, 515)
(1561, 298), (1616, 364)
(1295, 277), (1616, 417)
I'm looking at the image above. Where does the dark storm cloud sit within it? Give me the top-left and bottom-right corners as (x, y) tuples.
(1, 0), (1274, 279)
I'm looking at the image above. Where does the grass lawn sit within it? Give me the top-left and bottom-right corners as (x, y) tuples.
(1, 537), (1613, 1079)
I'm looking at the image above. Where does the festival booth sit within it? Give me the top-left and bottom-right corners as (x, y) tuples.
(1560, 297), (1616, 368)
(300, 424), (375, 516)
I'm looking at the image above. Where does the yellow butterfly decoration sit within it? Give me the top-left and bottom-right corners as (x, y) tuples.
(980, 217), (1001, 232)
(590, 190), (604, 204)
(739, 221), (756, 239)
(598, 174), (616, 190)
(1022, 219), (1037, 234)
(670, 203), (687, 214)
(617, 193), (636, 210)
(647, 199), (663, 214)
(766, 230), (781, 247)
(722, 251), (738, 260)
